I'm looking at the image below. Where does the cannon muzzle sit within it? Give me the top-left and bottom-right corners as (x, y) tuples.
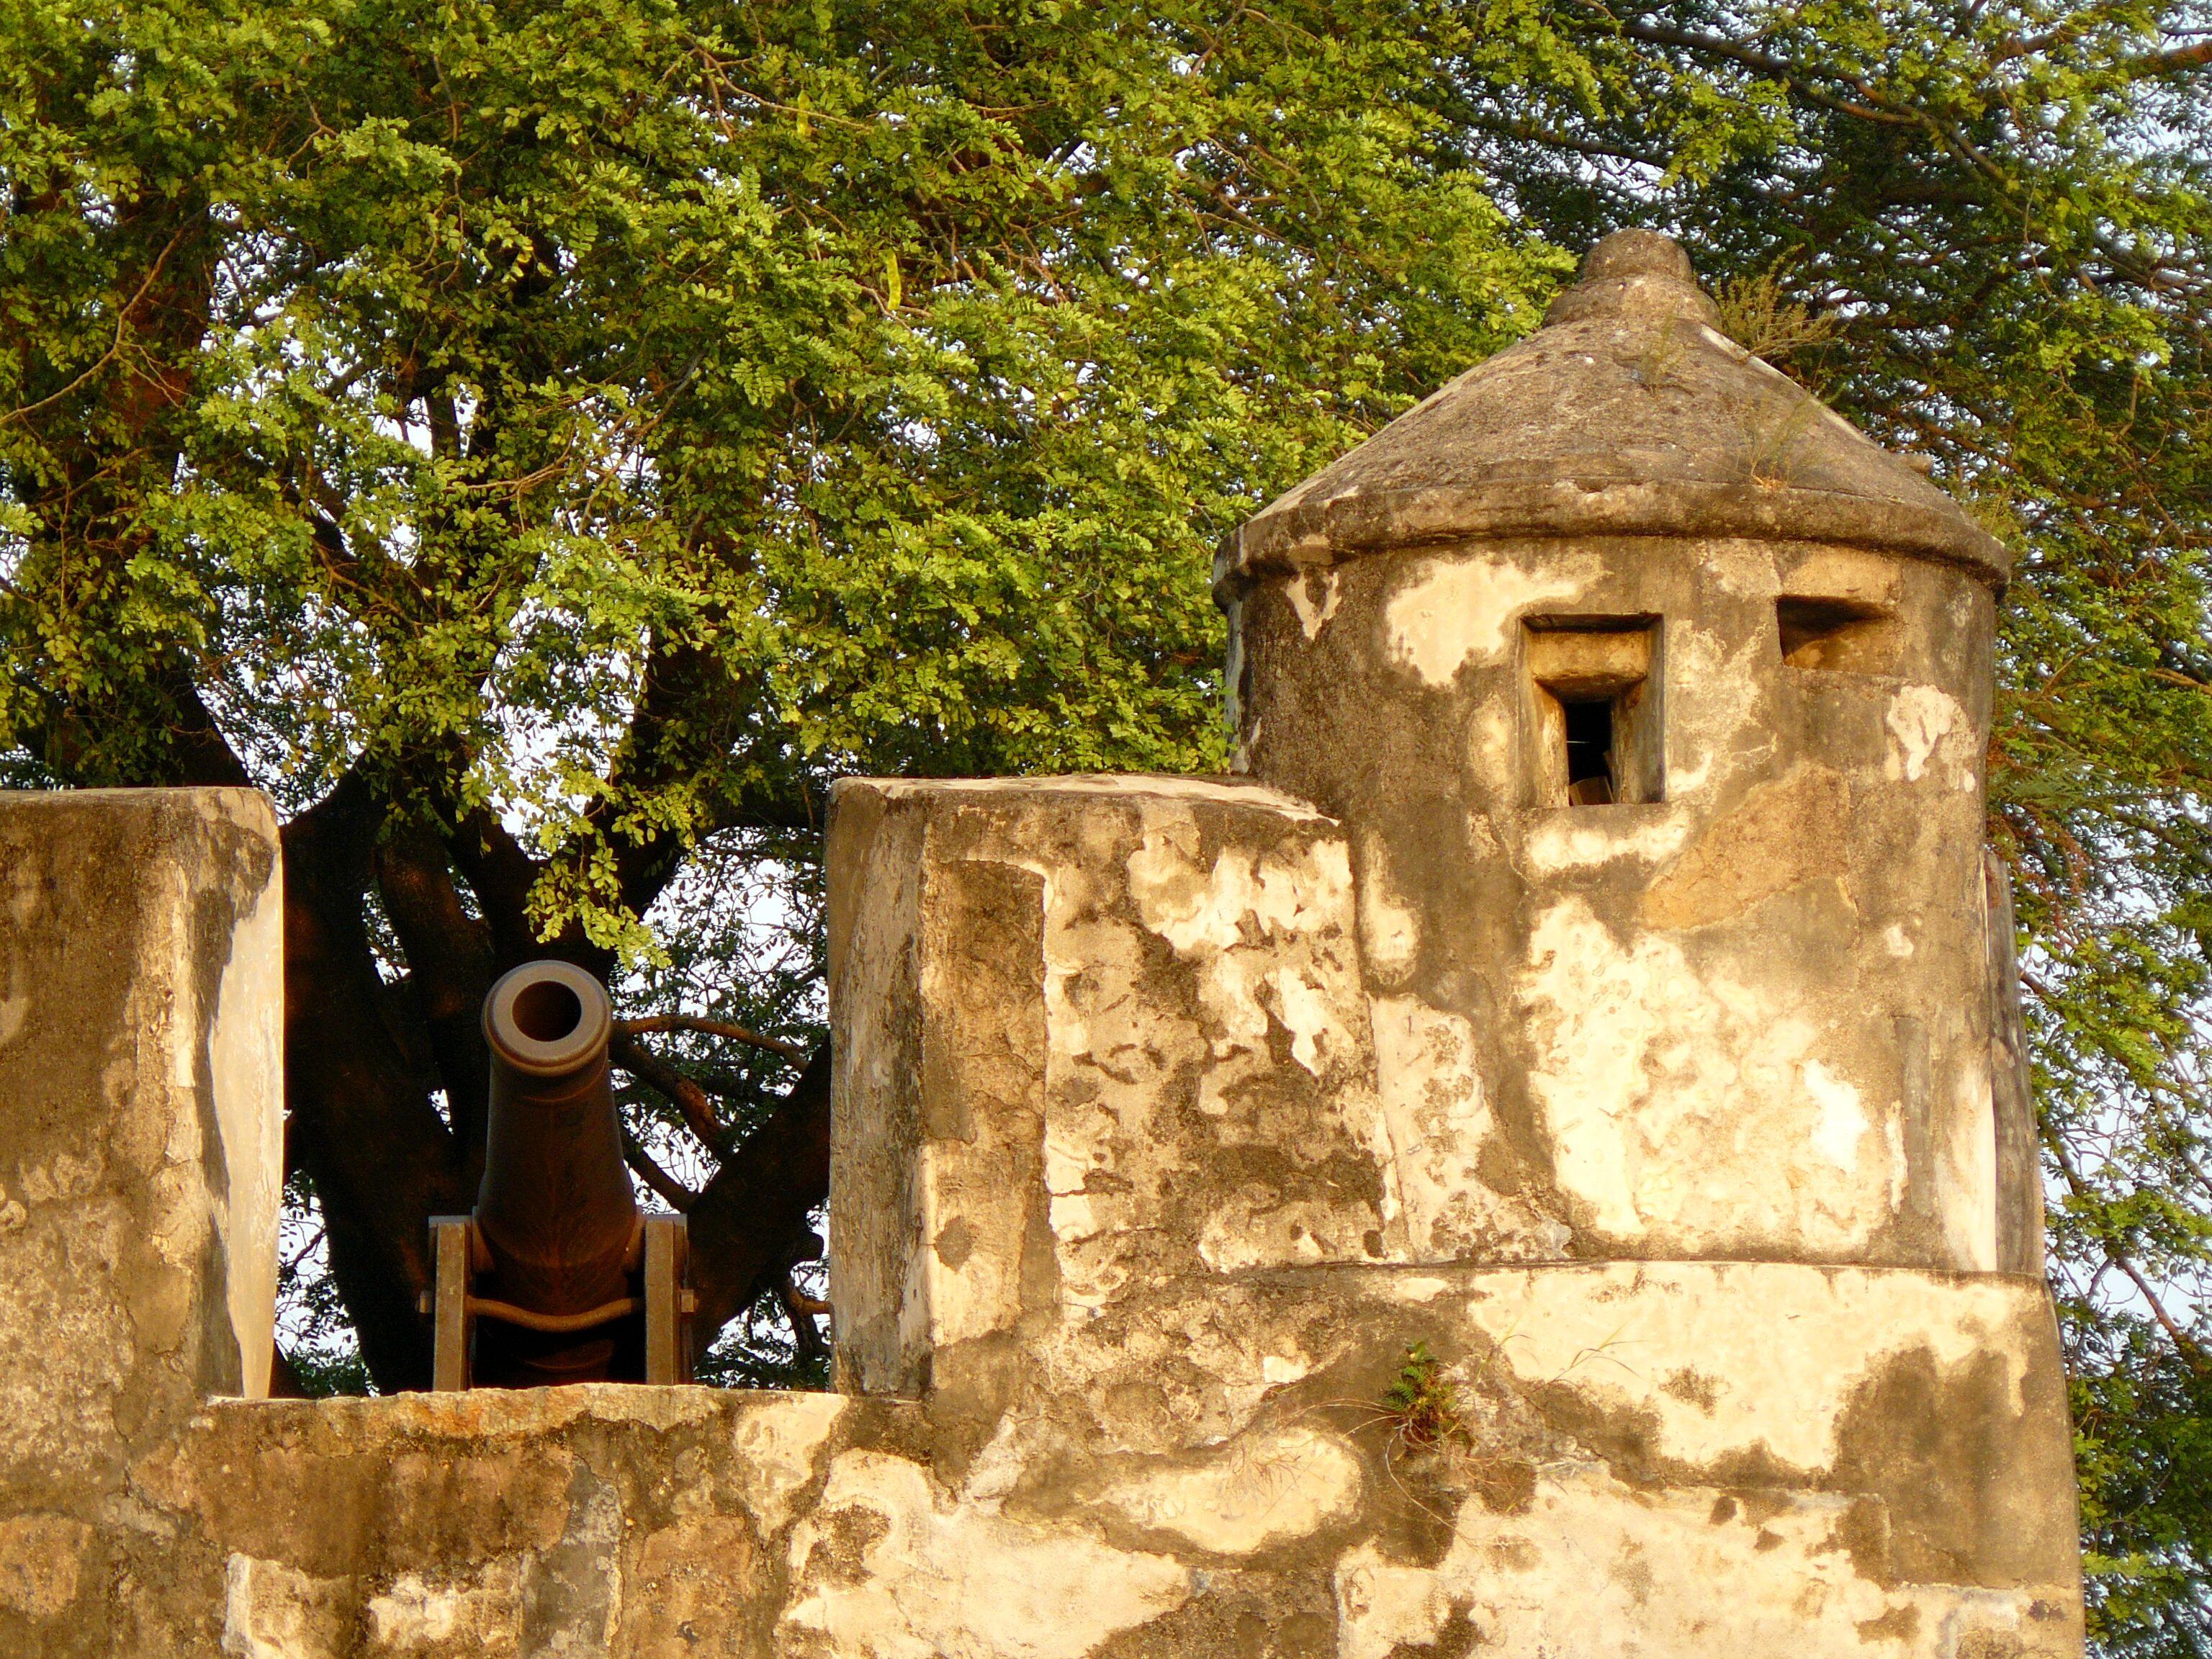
(424, 961), (692, 1388)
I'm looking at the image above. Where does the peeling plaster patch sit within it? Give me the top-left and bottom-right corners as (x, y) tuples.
(1338, 1465), (2077, 1656)
(1524, 808), (1691, 874)
(364, 1561), (523, 1653)
(1336, 1466), (1993, 1659)
(1804, 1062), (1867, 1174)
(1943, 1061), (2001, 1273)
(1274, 969), (1333, 1076)
(959, 1413), (1053, 1506)
(1086, 806), (1388, 1275)
(1096, 1426), (1362, 1555)
(1199, 1184), (1384, 1272)
(0, 1513), (90, 1618)
(1460, 1262), (2034, 1472)
(1467, 701), (1519, 798)
(1122, 814), (1365, 1097)
(1043, 1136), (1090, 1195)
(1642, 768), (1845, 930)
(785, 1452), (1187, 1659)
(1371, 998), (1563, 1260)
(1884, 686), (1964, 783)
(1517, 898), (1899, 1252)
(1389, 1275), (1453, 1303)
(223, 1554), (350, 1659)
(1334, 1549), (1453, 1659)
(1663, 624), (1767, 796)
(1127, 814), (1353, 962)
(524, 1462), (624, 1655)
(730, 1393), (848, 1533)
(1287, 569), (1343, 640)
(1355, 841), (1420, 986)
(1383, 554), (1596, 686)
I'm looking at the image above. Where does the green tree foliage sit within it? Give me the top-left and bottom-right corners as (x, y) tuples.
(5, 0), (2211, 1647)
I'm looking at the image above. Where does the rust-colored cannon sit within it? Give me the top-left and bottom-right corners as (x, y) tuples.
(424, 961), (692, 1388)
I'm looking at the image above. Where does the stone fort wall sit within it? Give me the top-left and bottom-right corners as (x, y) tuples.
(0, 778), (2077, 1658)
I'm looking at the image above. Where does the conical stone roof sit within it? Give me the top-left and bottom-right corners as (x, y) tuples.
(1222, 231), (2008, 593)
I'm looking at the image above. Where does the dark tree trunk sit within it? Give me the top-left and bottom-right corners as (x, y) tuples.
(683, 1048), (834, 1366)
(282, 776), (471, 1390)
(281, 783), (833, 1392)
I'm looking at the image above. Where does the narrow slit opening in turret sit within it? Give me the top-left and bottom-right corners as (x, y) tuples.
(1777, 595), (1897, 673)
(1562, 699), (1616, 804)
(513, 979), (585, 1043)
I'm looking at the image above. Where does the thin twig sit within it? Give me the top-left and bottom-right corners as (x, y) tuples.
(611, 1031), (730, 1154)
(282, 1225), (327, 1275)
(2048, 1133), (2210, 1372)
(614, 1015), (807, 1061)
(2, 223), (192, 425)
(620, 1125), (697, 1212)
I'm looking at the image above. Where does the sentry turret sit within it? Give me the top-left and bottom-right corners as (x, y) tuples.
(1219, 230), (2038, 1277)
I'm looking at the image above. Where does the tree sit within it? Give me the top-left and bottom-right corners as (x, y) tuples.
(7, 0), (2212, 1647)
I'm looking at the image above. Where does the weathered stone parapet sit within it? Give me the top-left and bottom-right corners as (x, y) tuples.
(104, 1259), (2075, 1657)
(826, 775), (1394, 1410)
(0, 787), (282, 1649)
(140, 1385), (878, 1658)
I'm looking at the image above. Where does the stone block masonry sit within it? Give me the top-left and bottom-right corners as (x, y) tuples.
(0, 232), (2082, 1658)
(0, 788), (282, 1651)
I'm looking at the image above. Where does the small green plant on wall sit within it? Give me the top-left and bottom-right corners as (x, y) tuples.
(1379, 1341), (1467, 1456)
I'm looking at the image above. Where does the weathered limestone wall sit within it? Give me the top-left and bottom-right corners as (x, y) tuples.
(116, 1266), (2077, 1659)
(1231, 534), (2010, 1272)
(0, 788), (282, 1650)
(0, 777), (2080, 1658)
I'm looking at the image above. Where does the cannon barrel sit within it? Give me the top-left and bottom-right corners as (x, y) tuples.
(473, 960), (640, 1383)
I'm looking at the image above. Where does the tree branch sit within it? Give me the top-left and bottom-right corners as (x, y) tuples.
(621, 1125), (697, 1212)
(611, 1030), (730, 1153)
(282, 770), (468, 1391)
(374, 824), (497, 1179)
(613, 1015), (807, 1061)
(447, 805), (547, 966)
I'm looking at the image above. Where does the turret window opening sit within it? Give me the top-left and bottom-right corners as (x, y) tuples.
(1562, 698), (1617, 804)
(1776, 595), (1899, 674)
(1524, 618), (1663, 807)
